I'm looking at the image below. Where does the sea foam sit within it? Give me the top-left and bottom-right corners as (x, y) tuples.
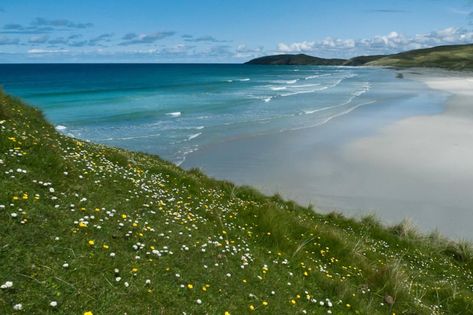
(166, 112), (181, 117)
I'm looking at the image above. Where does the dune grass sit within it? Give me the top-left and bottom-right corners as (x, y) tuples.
(1, 90), (473, 314)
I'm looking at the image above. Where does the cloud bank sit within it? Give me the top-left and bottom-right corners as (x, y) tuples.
(119, 32), (175, 45)
(276, 27), (473, 57)
(2, 17), (93, 34)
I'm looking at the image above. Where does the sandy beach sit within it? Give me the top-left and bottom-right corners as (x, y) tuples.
(184, 69), (473, 239)
(338, 71), (473, 238)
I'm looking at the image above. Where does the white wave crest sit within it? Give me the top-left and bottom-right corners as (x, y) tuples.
(166, 112), (181, 117)
(270, 86), (287, 91)
(187, 132), (202, 141)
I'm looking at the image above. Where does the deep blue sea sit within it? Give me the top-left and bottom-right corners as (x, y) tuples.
(0, 64), (440, 164)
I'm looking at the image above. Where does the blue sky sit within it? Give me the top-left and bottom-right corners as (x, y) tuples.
(0, 0), (472, 62)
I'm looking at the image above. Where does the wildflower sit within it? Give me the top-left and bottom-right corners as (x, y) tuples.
(10, 213), (18, 218)
(49, 188), (55, 193)
(131, 268), (138, 273)
(50, 301), (58, 307)
(187, 284), (193, 289)
(88, 240), (95, 246)
(224, 312), (231, 315)
(62, 263), (69, 268)
(83, 311), (93, 315)
(103, 244), (109, 249)
(291, 299), (296, 305)
(124, 282), (129, 287)
(13, 304), (22, 311)
(249, 304), (255, 311)
(1, 281), (13, 289)
(110, 252), (116, 257)
(196, 299), (202, 305)
(262, 301), (268, 306)
(145, 279), (151, 285)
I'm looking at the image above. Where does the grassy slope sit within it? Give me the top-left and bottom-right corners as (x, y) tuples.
(367, 44), (473, 70)
(1, 90), (473, 315)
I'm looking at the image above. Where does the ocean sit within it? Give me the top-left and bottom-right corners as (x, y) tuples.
(0, 64), (442, 165)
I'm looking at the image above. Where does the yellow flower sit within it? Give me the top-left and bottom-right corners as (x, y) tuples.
(103, 244), (109, 249)
(84, 311), (93, 315)
(121, 214), (127, 219)
(187, 284), (193, 289)
(88, 240), (95, 246)
(249, 305), (255, 311)
(262, 301), (268, 306)
(132, 268), (138, 273)
(346, 304), (351, 308)
(79, 222), (87, 228)
(290, 299), (296, 305)
(224, 312), (231, 315)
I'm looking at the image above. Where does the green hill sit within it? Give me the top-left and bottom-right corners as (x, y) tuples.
(366, 44), (473, 70)
(1, 90), (473, 314)
(246, 44), (473, 70)
(244, 54), (346, 65)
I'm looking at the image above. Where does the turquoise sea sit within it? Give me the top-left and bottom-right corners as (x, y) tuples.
(0, 64), (443, 165)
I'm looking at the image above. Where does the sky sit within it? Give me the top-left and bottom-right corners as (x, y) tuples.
(0, 0), (473, 63)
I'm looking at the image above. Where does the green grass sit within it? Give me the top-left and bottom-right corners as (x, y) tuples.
(1, 90), (473, 314)
(367, 44), (473, 70)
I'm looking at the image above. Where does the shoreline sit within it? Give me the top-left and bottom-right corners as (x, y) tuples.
(183, 69), (473, 239)
(340, 69), (473, 238)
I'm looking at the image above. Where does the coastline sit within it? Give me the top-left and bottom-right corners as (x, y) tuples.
(341, 69), (473, 238)
(183, 68), (473, 239)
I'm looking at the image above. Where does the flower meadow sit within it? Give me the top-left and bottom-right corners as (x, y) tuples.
(1, 90), (473, 314)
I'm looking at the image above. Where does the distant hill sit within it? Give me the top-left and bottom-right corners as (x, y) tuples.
(244, 53), (346, 65)
(246, 44), (473, 70)
(366, 44), (473, 70)
(343, 55), (385, 66)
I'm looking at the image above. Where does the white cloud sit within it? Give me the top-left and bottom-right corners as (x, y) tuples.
(277, 41), (315, 53)
(276, 27), (473, 57)
(28, 35), (49, 44)
(28, 48), (69, 54)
